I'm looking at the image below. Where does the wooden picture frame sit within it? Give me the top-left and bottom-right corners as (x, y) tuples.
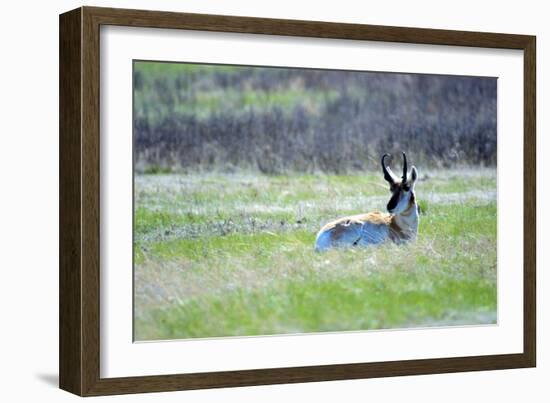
(59, 6), (536, 396)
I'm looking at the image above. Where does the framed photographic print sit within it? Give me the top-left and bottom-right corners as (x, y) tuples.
(59, 6), (536, 396)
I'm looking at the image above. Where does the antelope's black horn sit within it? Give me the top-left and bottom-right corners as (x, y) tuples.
(381, 154), (394, 184)
(402, 152), (408, 183)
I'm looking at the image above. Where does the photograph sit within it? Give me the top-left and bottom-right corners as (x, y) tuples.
(132, 60), (498, 341)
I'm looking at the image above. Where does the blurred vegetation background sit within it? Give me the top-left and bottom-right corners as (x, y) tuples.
(134, 61), (496, 174)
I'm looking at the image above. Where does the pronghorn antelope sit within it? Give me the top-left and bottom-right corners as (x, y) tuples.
(315, 152), (419, 251)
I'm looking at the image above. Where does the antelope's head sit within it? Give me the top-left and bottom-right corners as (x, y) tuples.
(382, 152), (418, 215)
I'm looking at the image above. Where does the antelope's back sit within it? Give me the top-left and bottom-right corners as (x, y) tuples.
(315, 212), (391, 251)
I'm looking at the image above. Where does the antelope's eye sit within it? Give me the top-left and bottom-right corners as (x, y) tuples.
(403, 184), (410, 191)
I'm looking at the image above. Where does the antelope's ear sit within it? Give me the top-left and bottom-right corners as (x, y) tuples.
(410, 166), (418, 187)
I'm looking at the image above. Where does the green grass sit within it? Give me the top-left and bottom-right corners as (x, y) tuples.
(134, 61), (241, 76)
(134, 61), (339, 123)
(133, 169), (497, 341)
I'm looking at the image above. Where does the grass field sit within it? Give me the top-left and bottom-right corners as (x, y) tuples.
(133, 169), (497, 341)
